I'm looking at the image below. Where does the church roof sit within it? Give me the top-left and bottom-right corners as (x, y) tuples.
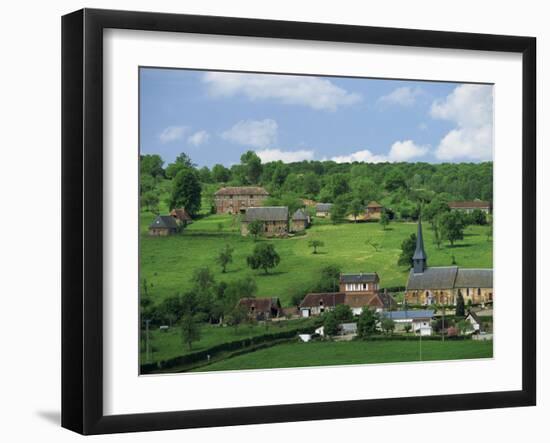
(406, 266), (459, 290)
(455, 269), (493, 288)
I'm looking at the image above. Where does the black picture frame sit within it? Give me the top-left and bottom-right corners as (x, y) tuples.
(62, 8), (536, 435)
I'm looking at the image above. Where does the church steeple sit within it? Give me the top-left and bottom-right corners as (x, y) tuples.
(413, 217), (427, 274)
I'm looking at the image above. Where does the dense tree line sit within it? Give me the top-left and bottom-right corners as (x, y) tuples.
(140, 151), (492, 222)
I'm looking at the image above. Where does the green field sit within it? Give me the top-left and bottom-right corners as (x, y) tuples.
(140, 210), (493, 306)
(141, 318), (316, 364)
(192, 339), (493, 372)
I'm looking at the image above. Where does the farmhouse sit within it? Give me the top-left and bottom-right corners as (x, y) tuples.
(404, 219), (493, 305)
(448, 200), (491, 214)
(299, 292), (346, 317)
(340, 272), (379, 295)
(148, 215), (179, 236)
(291, 208), (310, 232)
(214, 186), (269, 214)
(365, 201), (383, 220)
(315, 203), (333, 217)
(381, 310), (434, 336)
(169, 207), (192, 225)
(241, 206), (289, 237)
(236, 297), (282, 320)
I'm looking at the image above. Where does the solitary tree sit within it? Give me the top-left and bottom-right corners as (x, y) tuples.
(247, 243), (281, 274)
(216, 245), (234, 273)
(379, 210), (390, 230)
(366, 238), (381, 252)
(240, 150), (263, 184)
(456, 290), (466, 317)
(248, 219), (264, 240)
(439, 211), (465, 247)
(308, 239), (325, 254)
(180, 314), (201, 350)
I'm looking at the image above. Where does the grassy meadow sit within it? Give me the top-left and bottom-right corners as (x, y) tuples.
(192, 339), (493, 372)
(140, 209), (493, 307)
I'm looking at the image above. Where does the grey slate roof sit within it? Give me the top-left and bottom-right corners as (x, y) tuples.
(413, 218), (428, 262)
(406, 266), (458, 290)
(316, 203), (333, 212)
(292, 208), (308, 221)
(382, 310), (434, 320)
(455, 269), (493, 288)
(244, 206), (288, 222)
(300, 292), (346, 308)
(340, 273), (379, 283)
(149, 215), (179, 229)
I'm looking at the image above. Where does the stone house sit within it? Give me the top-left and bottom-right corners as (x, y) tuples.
(405, 219), (493, 305)
(214, 186), (269, 214)
(291, 208), (310, 232)
(236, 297), (282, 320)
(339, 273), (380, 295)
(315, 203), (332, 217)
(241, 206), (289, 237)
(448, 200), (491, 214)
(148, 215), (179, 236)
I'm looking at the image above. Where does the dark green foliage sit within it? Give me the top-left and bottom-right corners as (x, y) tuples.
(198, 166), (212, 183)
(349, 198), (364, 222)
(169, 168), (202, 215)
(240, 150), (263, 184)
(469, 209), (488, 225)
(439, 211), (465, 246)
(308, 239), (324, 254)
(140, 190), (160, 213)
(384, 169), (407, 192)
(456, 290), (465, 317)
(180, 314), (201, 350)
(357, 308), (379, 338)
(323, 312), (339, 336)
(333, 304), (353, 323)
(331, 196), (349, 224)
(212, 163), (231, 182)
(431, 317), (455, 334)
(398, 233), (417, 267)
(247, 243), (281, 274)
(311, 265), (341, 292)
(140, 154), (165, 178)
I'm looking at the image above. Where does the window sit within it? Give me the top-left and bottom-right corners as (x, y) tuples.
(478, 288), (481, 296)
(363, 283), (367, 290)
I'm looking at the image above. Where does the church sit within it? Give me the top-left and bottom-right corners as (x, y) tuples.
(404, 219), (493, 306)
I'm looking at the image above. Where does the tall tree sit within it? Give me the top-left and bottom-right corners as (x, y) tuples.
(440, 211), (465, 246)
(211, 163), (231, 182)
(349, 198), (364, 222)
(456, 290), (465, 317)
(169, 168), (202, 215)
(323, 312), (339, 336)
(246, 243), (280, 274)
(180, 314), (201, 350)
(240, 150), (263, 184)
(216, 245), (234, 273)
(140, 154), (164, 178)
(357, 307), (379, 338)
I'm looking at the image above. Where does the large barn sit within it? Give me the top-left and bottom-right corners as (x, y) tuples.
(240, 206), (289, 237)
(214, 186), (269, 214)
(404, 219), (493, 305)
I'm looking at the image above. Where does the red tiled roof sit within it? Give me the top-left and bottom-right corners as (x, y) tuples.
(214, 187), (269, 196)
(300, 293), (346, 308)
(448, 201), (490, 209)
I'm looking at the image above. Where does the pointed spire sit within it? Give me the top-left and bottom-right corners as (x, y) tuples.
(413, 217), (427, 273)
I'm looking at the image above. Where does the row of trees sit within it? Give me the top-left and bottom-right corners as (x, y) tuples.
(140, 151), (493, 221)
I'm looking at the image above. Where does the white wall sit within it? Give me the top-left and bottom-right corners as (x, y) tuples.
(0, 0), (546, 442)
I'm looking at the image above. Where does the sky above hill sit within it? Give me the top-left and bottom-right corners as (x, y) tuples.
(140, 68), (493, 168)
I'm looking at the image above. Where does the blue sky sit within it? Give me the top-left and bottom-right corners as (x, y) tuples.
(140, 68), (493, 167)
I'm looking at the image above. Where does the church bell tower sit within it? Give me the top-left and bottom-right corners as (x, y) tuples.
(413, 218), (427, 274)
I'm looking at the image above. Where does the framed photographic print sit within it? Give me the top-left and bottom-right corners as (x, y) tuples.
(61, 8), (536, 435)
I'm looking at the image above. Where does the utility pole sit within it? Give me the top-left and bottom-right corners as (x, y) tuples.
(145, 319), (151, 363)
(441, 295), (445, 342)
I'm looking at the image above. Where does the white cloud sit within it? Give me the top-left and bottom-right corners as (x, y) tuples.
(331, 140), (428, 164)
(255, 148), (314, 163)
(387, 140), (429, 161)
(430, 84), (493, 161)
(202, 72), (361, 111)
(221, 119), (278, 148)
(159, 125), (188, 143)
(378, 87), (422, 107)
(187, 130), (210, 146)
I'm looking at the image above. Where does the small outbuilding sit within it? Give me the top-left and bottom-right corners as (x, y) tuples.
(315, 203), (333, 218)
(148, 215), (179, 236)
(291, 208), (310, 232)
(365, 201), (383, 220)
(169, 207), (192, 225)
(241, 206), (289, 237)
(236, 297), (283, 320)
